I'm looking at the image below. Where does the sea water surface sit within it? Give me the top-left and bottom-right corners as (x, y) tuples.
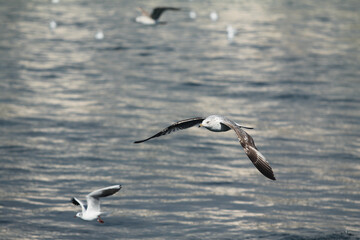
(0, 0), (359, 239)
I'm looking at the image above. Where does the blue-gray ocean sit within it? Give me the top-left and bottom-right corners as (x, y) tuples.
(1, 0), (359, 239)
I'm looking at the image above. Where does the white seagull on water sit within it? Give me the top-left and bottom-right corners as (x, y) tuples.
(49, 20), (57, 31)
(95, 30), (104, 40)
(134, 115), (276, 180)
(210, 11), (219, 21)
(189, 10), (197, 20)
(135, 7), (181, 25)
(226, 25), (237, 42)
(71, 185), (122, 223)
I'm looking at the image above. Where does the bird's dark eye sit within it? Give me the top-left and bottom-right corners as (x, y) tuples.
(206, 121), (210, 124)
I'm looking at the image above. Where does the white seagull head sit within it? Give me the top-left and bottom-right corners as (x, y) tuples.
(200, 115), (226, 132)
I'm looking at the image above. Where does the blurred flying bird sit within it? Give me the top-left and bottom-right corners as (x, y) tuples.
(135, 7), (181, 25)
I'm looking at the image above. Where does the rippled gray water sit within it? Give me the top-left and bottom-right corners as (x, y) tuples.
(1, 0), (360, 239)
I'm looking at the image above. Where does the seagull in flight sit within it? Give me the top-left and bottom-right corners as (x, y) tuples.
(134, 115), (276, 180)
(71, 185), (122, 223)
(135, 7), (181, 25)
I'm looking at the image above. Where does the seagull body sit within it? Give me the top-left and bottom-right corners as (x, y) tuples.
(71, 185), (121, 223)
(95, 30), (104, 40)
(135, 7), (181, 25)
(49, 20), (57, 30)
(226, 25), (236, 42)
(134, 115), (276, 180)
(210, 11), (219, 21)
(189, 10), (197, 20)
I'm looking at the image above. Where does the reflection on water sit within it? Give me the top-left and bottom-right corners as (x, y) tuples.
(0, 0), (359, 239)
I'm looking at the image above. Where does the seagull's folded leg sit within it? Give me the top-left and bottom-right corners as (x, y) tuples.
(97, 216), (104, 224)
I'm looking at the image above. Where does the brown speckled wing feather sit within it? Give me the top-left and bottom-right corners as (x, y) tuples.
(222, 122), (276, 180)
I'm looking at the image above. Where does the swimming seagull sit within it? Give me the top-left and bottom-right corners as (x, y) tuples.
(49, 20), (57, 31)
(210, 11), (218, 21)
(95, 30), (104, 40)
(189, 10), (197, 20)
(135, 7), (181, 25)
(134, 115), (276, 180)
(71, 185), (122, 223)
(226, 25), (237, 42)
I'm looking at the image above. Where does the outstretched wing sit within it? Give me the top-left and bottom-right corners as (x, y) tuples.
(70, 197), (86, 213)
(134, 117), (204, 143)
(151, 7), (181, 20)
(88, 185), (122, 199)
(86, 185), (122, 213)
(222, 122), (276, 180)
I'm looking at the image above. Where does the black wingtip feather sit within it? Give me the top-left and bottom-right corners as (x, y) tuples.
(268, 173), (276, 181)
(255, 161), (276, 180)
(134, 117), (204, 144)
(70, 197), (80, 206)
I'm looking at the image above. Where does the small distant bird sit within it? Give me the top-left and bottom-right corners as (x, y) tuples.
(135, 7), (181, 25)
(189, 10), (197, 20)
(95, 30), (104, 40)
(71, 185), (122, 223)
(134, 115), (276, 180)
(49, 20), (57, 30)
(226, 25), (237, 42)
(210, 11), (218, 21)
